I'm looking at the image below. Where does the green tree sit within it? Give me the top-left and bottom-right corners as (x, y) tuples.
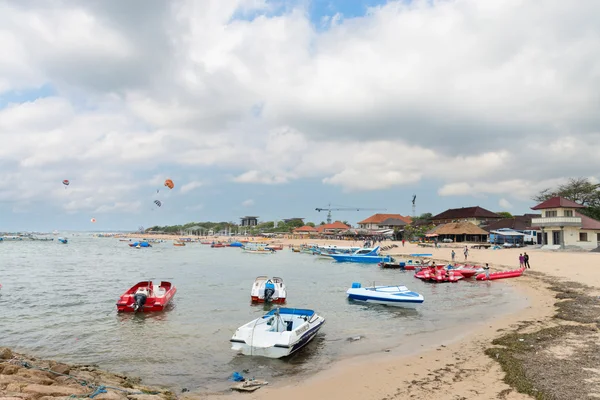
(533, 177), (600, 220)
(496, 212), (513, 218)
(306, 222), (316, 227)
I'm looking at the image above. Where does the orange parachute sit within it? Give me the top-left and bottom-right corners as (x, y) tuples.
(164, 179), (174, 189)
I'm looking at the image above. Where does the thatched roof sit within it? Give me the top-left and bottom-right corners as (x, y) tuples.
(429, 222), (489, 236)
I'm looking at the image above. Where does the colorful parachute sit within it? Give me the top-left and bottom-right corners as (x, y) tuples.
(62, 180), (70, 187)
(154, 200), (162, 207)
(164, 179), (174, 189)
(90, 218), (96, 223)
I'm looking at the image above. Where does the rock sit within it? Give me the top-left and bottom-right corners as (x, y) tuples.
(127, 394), (163, 400)
(50, 364), (70, 376)
(94, 391), (128, 400)
(38, 397), (68, 400)
(6, 383), (23, 392)
(2, 366), (21, 375)
(0, 397), (27, 400)
(0, 348), (13, 360)
(22, 384), (86, 397)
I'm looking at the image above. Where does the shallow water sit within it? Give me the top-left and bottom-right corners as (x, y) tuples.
(0, 236), (526, 391)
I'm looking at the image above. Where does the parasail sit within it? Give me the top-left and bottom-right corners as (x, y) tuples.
(90, 218), (96, 223)
(62, 180), (70, 188)
(154, 200), (162, 207)
(164, 179), (174, 189)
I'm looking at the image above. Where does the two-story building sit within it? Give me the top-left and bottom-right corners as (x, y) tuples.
(430, 206), (502, 227)
(315, 221), (351, 235)
(357, 214), (412, 230)
(531, 197), (600, 249)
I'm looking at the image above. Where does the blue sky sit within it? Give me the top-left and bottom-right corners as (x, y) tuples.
(1, 0), (598, 232)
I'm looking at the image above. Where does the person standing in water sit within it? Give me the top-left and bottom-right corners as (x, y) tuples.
(483, 263), (490, 280)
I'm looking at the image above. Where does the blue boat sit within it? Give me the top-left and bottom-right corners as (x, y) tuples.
(329, 246), (392, 264)
(229, 241), (244, 247)
(346, 282), (424, 308)
(130, 241), (151, 248)
(58, 237), (68, 244)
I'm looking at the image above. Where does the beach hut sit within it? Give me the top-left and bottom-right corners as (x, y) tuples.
(428, 222), (489, 243)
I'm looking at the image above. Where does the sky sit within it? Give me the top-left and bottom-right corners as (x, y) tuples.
(1, 0), (600, 232)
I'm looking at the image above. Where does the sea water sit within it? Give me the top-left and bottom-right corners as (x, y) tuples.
(0, 236), (526, 392)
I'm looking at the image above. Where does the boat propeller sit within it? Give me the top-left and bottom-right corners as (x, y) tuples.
(133, 293), (147, 312)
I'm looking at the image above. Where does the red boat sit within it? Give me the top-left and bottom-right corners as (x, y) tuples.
(415, 267), (464, 283)
(266, 245), (283, 251)
(476, 268), (525, 281)
(116, 281), (176, 312)
(211, 243), (226, 248)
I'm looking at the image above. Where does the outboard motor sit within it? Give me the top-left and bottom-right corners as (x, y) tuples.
(264, 281), (275, 302)
(133, 292), (147, 312)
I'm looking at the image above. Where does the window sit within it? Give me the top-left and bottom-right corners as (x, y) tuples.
(545, 210), (557, 217)
(579, 232), (588, 242)
(564, 210), (573, 217)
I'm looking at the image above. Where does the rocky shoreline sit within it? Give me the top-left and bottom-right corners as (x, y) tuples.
(0, 348), (179, 400)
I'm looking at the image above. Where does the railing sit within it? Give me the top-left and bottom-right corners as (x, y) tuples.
(531, 217), (582, 227)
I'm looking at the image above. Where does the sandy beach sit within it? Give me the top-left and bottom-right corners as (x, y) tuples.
(3, 237), (600, 399)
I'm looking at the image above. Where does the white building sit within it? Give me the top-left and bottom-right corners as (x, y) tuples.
(531, 197), (600, 250)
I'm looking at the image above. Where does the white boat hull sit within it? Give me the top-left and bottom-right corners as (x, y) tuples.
(231, 308), (325, 358)
(346, 285), (424, 308)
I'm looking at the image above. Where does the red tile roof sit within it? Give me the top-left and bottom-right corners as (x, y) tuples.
(576, 212), (600, 230)
(293, 225), (318, 233)
(358, 213), (412, 225)
(531, 196), (585, 210)
(431, 206), (501, 220)
(315, 221), (351, 232)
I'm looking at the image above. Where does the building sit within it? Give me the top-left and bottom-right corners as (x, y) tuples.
(315, 221), (351, 235)
(482, 214), (541, 244)
(428, 221), (489, 243)
(357, 214), (412, 230)
(489, 228), (525, 246)
(240, 216), (259, 227)
(531, 197), (600, 250)
(430, 206), (502, 226)
(378, 218), (408, 229)
(293, 225), (318, 235)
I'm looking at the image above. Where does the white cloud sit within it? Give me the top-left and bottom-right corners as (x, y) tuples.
(1, 0), (600, 218)
(242, 199), (254, 207)
(180, 181), (203, 194)
(499, 198), (513, 210)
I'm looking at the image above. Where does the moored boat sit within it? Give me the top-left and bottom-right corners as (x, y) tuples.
(116, 281), (177, 312)
(129, 241), (151, 248)
(415, 267), (464, 283)
(173, 241), (186, 246)
(329, 246), (391, 264)
(251, 276), (287, 303)
(211, 243), (226, 248)
(230, 307), (325, 358)
(346, 283), (424, 307)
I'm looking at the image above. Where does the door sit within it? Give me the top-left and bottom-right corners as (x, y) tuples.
(552, 231), (561, 245)
(597, 233), (600, 244)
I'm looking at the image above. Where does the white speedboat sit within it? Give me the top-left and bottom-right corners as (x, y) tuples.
(251, 276), (287, 304)
(230, 308), (325, 358)
(346, 283), (424, 308)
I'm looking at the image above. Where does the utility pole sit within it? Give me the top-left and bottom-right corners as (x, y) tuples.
(412, 194), (416, 218)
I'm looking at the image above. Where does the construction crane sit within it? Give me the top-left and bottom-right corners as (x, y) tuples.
(315, 204), (387, 225)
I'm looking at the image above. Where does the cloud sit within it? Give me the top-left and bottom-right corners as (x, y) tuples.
(1, 0), (600, 224)
(499, 198), (513, 210)
(180, 181), (203, 194)
(242, 199), (255, 207)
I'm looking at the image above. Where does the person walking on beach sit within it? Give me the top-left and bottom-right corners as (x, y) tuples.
(519, 253), (524, 268)
(402, 239), (405, 247)
(524, 252), (530, 269)
(451, 250), (455, 262)
(483, 263), (490, 280)
(463, 246), (469, 261)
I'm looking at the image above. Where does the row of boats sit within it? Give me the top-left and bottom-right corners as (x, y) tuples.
(114, 275), (425, 359)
